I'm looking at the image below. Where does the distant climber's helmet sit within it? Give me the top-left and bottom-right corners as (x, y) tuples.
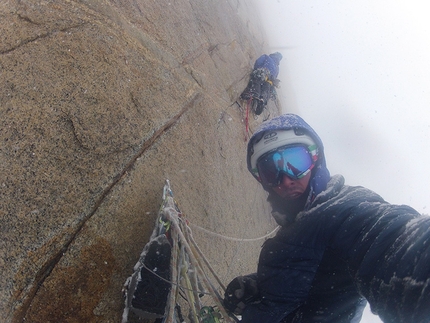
(269, 52), (283, 65)
(249, 129), (318, 186)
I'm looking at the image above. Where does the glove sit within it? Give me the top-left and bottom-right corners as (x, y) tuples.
(223, 274), (260, 315)
(273, 79), (281, 88)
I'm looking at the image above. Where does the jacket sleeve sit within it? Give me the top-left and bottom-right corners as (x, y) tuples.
(241, 233), (325, 323)
(327, 187), (430, 323)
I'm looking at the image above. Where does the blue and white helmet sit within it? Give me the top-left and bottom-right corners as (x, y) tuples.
(247, 114), (330, 197)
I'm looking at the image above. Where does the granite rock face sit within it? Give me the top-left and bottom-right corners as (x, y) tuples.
(0, 0), (280, 322)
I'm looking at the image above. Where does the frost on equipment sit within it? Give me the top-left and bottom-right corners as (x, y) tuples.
(122, 180), (237, 323)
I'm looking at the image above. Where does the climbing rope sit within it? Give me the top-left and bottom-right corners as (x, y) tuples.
(122, 180), (240, 323)
(190, 223), (279, 242)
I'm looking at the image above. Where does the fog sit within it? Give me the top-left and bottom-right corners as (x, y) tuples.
(255, 1), (430, 322)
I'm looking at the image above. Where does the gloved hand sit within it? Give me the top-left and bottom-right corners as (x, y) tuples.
(223, 274), (260, 315)
(273, 78), (281, 88)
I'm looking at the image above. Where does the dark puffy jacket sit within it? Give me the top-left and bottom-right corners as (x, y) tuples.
(243, 175), (430, 323)
(254, 54), (281, 80)
(243, 114), (430, 323)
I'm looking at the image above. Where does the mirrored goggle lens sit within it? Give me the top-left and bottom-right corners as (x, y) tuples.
(257, 146), (313, 186)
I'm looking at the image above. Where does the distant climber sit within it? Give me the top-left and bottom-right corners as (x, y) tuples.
(240, 52), (282, 115)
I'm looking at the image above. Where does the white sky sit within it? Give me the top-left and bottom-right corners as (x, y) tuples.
(255, 1), (430, 322)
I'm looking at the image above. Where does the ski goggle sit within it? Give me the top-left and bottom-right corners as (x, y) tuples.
(256, 144), (318, 187)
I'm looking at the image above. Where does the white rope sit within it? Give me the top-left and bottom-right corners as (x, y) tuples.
(189, 223), (280, 242)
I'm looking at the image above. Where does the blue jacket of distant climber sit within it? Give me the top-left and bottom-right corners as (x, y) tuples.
(253, 53), (282, 80)
(242, 114), (430, 323)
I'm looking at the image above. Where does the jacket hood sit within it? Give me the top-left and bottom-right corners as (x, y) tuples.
(269, 52), (283, 65)
(247, 114), (331, 200)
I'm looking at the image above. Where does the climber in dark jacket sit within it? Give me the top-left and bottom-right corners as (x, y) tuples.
(224, 113), (430, 323)
(240, 53), (283, 115)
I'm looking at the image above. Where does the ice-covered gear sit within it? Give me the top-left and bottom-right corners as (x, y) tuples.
(247, 114), (331, 203)
(223, 274), (260, 315)
(125, 234), (172, 319)
(241, 175), (430, 323)
(240, 69), (271, 116)
(253, 53), (282, 80)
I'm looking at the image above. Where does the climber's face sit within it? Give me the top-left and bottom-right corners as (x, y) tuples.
(271, 172), (311, 200)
